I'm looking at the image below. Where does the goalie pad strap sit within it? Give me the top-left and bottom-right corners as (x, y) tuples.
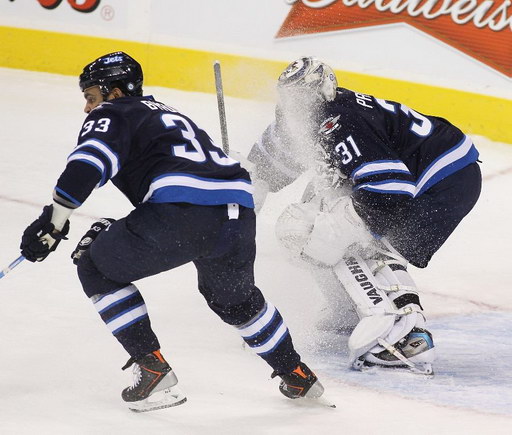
(369, 259), (406, 274)
(389, 262), (407, 272)
(369, 260), (419, 297)
(393, 293), (423, 311)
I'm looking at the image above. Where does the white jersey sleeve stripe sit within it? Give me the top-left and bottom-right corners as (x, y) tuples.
(74, 139), (120, 178)
(355, 135), (476, 198)
(352, 160), (411, 180)
(67, 152), (107, 186)
(355, 180), (416, 196)
(415, 135), (473, 195)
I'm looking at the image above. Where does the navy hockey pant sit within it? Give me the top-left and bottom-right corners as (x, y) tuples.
(386, 162), (482, 268)
(76, 202), (300, 374)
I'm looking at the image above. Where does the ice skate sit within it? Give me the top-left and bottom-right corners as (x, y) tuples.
(121, 350), (187, 412)
(273, 361), (325, 399)
(354, 327), (435, 375)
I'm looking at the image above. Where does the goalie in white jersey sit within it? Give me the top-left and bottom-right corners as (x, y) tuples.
(247, 57), (482, 374)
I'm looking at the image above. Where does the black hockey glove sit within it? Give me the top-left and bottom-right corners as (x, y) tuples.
(20, 205), (70, 262)
(71, 218), (116, 265)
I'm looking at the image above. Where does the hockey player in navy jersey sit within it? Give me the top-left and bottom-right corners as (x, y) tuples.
(19, 52), (325, 411)
(248, 57), (482, 374)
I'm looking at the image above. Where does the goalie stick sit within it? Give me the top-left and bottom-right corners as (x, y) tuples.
(213, 60), (229, 154)
(0, 255), (25, 280)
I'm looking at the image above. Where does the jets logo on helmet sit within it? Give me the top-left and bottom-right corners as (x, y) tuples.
(277, 57), (338, 102)
(79, 51), (143, 97)
(103, 55), (124, 64)
(282, 58), (308, 80)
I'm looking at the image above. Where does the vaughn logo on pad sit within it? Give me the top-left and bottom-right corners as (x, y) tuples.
(278, 0), (512, 78)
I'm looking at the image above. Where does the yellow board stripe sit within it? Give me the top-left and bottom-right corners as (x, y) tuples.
(1, 25), (510, 143)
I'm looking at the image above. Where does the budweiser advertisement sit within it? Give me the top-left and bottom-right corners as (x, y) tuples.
(278, 0), (512, 78)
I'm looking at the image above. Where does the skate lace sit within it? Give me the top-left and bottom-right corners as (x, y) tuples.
(128, 363), (142, 391)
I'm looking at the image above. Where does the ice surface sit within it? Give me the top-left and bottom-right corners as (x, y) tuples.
(0, 68), (511, 434)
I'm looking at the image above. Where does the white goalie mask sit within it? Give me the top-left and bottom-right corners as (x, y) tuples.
(277, 57), (338, 107)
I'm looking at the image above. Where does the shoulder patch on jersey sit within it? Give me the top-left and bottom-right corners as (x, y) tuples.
(90, 101), (113, 113)
(319, 114), (341, 135)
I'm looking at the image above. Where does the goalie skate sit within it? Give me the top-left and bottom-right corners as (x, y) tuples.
(353, 327), (435, 375)
(122, 350), (187, 412)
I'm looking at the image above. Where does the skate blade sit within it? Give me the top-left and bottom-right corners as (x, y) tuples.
(307, 384), (336, 408)
(409, 363), (434, 376)
(307, 395), (337, 408)
(353, 361), (434, 377)
(298, 383), (336, 408)
(292, 395), (337, 409)
(127, 385), (187, 413)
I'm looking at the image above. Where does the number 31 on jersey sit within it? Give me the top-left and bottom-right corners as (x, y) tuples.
(335, 135), (362, 165)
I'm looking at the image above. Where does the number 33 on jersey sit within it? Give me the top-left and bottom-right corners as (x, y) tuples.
(54, 96), (254, 210)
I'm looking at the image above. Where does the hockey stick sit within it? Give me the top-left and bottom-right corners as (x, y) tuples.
(0, 255), (25, 279)
(213, 60), (229, 154)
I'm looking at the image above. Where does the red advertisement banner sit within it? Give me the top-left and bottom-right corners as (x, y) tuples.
(278, 0), (512, 78)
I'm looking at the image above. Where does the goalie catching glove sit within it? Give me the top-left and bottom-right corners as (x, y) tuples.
(71, 218), (116, 265)
(275, 196), (373, 267)
(20, 204), (70, 262)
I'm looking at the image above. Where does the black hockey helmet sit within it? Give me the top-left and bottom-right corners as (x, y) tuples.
(79, 51), (143, 97)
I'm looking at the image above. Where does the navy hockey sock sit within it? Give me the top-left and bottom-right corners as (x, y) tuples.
(236, 301), (300, 374)
(91, 284), (160, 358)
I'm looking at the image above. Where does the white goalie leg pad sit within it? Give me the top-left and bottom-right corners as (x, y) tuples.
(334, 255), (396, 318)
(356, 259), (435, 371)
(332, 254), (398, 361)
(366, 259), (426, 352)
(302, 197), (373, 267)
(367, 259), (425, 353)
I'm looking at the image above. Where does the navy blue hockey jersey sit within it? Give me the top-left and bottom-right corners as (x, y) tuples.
(249, 88), (479, 210)
(54, 96), (254, 209)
